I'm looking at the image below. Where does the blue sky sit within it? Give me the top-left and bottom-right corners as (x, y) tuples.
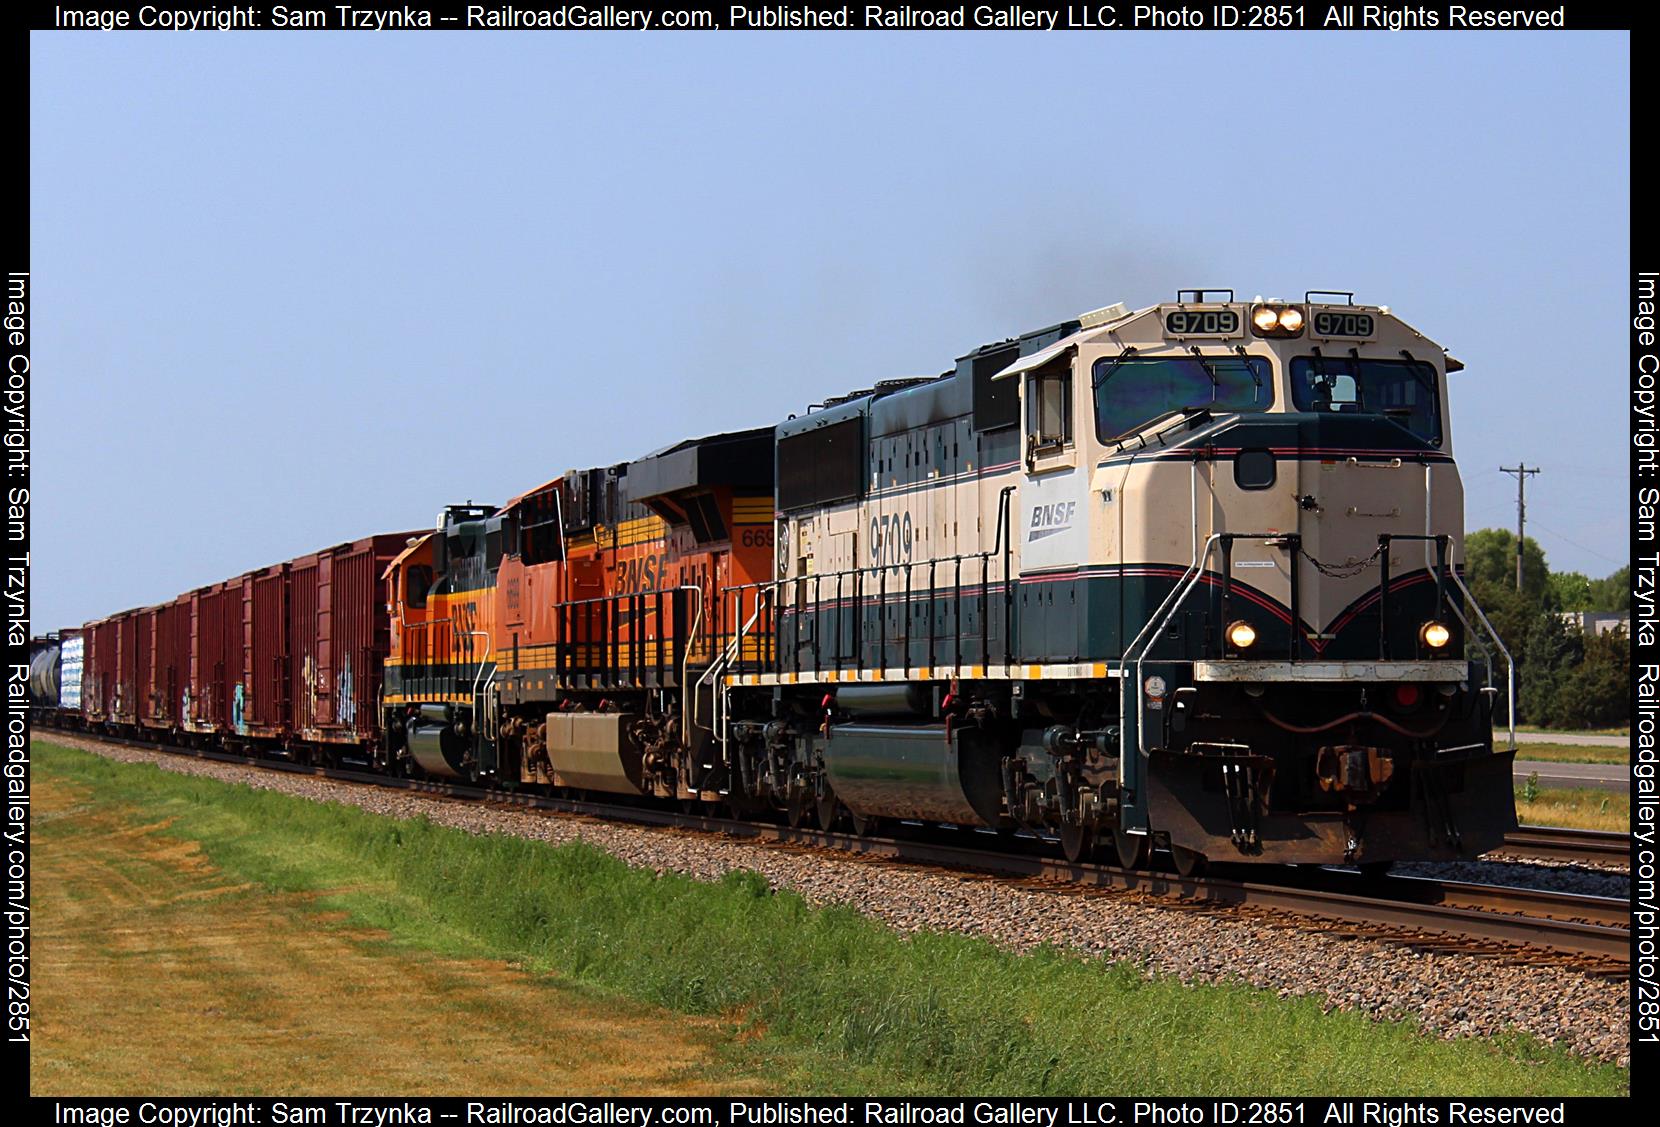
(30, 31), (1630, 629)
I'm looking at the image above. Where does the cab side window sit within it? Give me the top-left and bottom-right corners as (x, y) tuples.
(406, 565), (433, 610)
(1026, 362), (1073, 451)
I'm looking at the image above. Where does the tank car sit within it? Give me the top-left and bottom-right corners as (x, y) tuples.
(27, 631), (82, 718)
(706, 290), (1517, 871)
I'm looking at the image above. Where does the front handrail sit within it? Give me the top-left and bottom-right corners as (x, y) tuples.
(1445, 566), (1517, 751)
(1124, 533), (1222, 755)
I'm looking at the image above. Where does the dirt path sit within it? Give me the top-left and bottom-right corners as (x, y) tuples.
(32, 772), (774, 1096)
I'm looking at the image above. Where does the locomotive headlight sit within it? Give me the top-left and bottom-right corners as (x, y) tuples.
(1420, 621), (1452, 649)
(1226, 620), (1258, 649)
(1250, 304), (1308, 338)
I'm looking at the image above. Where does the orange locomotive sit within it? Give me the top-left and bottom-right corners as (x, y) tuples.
(380, 427), (774, 796)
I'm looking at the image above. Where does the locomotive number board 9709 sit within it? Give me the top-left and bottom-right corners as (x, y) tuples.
(1311, 310), (1375, 338)
(1164, 309), (1240, 336)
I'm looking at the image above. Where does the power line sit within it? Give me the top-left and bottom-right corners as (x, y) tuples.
(1526, 519), (1627, 568)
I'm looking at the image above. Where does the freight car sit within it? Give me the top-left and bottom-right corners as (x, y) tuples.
(27, 630), (80, 716)
(42, 290), (1518, 874)
(65, 533), (417, 762)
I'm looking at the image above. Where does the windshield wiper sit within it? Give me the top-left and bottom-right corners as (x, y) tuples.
(1233, 345), (1262, 388)
(1091, 346), (1138, 391)
(1187, 345), (1222, 387)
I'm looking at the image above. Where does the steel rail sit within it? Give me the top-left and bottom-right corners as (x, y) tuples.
(1497, 825), (1630, 867)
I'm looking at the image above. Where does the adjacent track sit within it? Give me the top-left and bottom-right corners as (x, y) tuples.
(49, 727), (1632, 975)
(1498, 825), (1629, 867)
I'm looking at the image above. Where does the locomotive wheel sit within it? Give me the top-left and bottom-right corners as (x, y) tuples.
(786, 792), (811, 829)
(1059, 823), (1094, 864)
(850, 811), (880, 838)
(815, 791), (842, 831)
(1112, 828), (1150, 870)
(1170, 845), (1208, 879)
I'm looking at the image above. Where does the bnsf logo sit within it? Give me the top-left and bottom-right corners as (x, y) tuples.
(1028, 501), (1077, 542)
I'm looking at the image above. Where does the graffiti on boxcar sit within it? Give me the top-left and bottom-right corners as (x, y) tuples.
(338, 654), (356, 727)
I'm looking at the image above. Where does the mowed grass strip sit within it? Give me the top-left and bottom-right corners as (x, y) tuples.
(32, 762), (779, 1096)
(1512, 785), (1630, 833)
(1515, 726), (1629, 738)
(1511, 744), (1626, 766)
(34, 741), (1627, 1096)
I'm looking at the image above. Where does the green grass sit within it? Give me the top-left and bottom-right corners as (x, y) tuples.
(35, 740), (1628, 1096)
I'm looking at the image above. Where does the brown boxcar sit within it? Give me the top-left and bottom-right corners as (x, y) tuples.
(290, 553), (320, 736)
(289, 533), (415, 749)
(83, 617), (116, 723)
(133, 606), (155, 729)
(145, 594), (192, 731)
(113, 610), (140, 727)
(187, 582), (238, 736)
(240, 563), (289, 739)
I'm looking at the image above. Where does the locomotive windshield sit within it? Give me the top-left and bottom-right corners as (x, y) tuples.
(1093, 354), (1271, 441)
(1289, 355), (1442, 446)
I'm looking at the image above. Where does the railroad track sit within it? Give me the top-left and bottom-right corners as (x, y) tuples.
(1497, 825), (1630, 867)
(44, 726), (1633, 976)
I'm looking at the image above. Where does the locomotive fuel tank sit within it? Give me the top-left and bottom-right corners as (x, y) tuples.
(821, 723), (1004, 825)
(545, 711), (646, 794)
(406, 704), (472, 778)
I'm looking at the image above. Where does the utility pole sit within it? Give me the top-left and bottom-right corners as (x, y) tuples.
(1499, 464), (1541, 592)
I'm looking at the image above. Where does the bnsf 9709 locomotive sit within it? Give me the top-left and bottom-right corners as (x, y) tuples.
(42, 291), (1517, 873)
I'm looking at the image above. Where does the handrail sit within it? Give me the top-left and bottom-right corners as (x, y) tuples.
(1380, 533), (1513, 750)
(679, 584), (704, 741)
(467, 630), (493, 703)
(695, 586), (771, 730)
(1125, 533), (1222, 755)
(715, 487), (1017, 681)
(1445, 566), (1517, 751)
(728, 550), (1005, 674)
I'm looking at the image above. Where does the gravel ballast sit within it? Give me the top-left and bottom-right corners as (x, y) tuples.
(41, 734), (1631, 1067)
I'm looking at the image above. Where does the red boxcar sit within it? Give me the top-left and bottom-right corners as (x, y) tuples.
(240, 563), (289, 739)
(133, 606), (156, 728)
(113, 610), (140, 727)
(85, 532), (414, 753)
(83, 617), (116, 723)
(145, 594), (192, 732)
(289, 533), (415, 748)
(187, 582), (237, 737)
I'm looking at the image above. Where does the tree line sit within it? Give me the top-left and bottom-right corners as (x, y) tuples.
(1460, 529), (1628, 729)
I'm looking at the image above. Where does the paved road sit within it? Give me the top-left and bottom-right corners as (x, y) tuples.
(1510, 730), (1628, 747)
(1513, 759), (1628, 794)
